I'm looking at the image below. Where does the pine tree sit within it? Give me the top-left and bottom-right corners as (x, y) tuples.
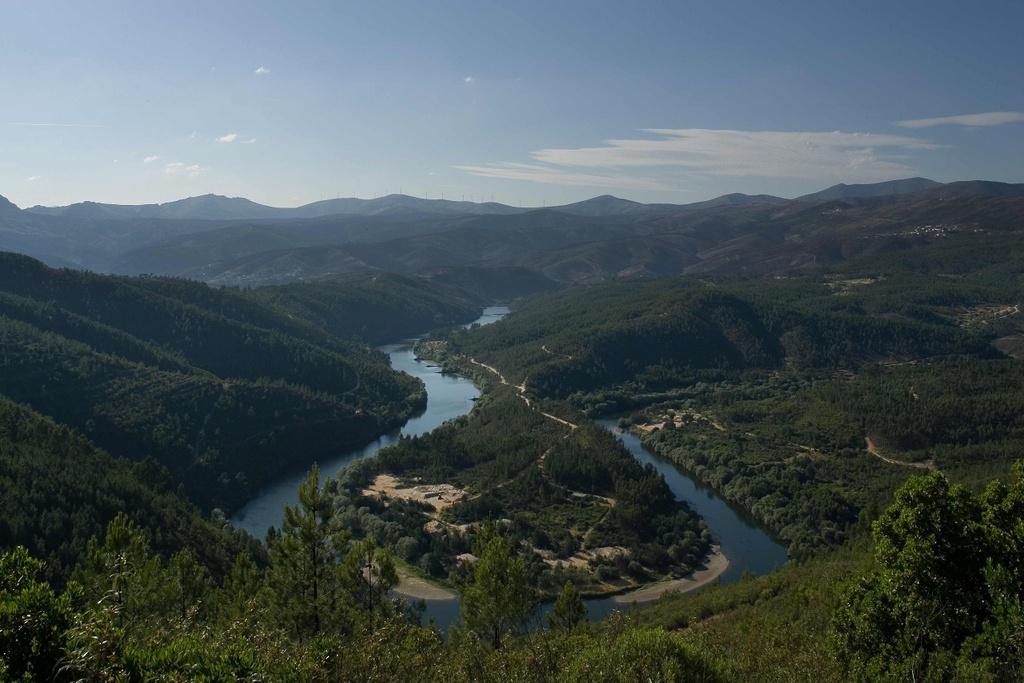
(269, 464), (352, 638)
(459, 527), (538, 648)
(548, 580), (587, 630)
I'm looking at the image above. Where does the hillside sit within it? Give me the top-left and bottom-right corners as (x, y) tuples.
(0, 253), (437, 511)
(0, 396), (263, 584)
(419, 255), (1023, 557)
(3, 181), (1024, 681)
(795, 177), (942, 201)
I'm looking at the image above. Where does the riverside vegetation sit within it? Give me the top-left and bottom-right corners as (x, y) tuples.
(4, 216), (1024, 681)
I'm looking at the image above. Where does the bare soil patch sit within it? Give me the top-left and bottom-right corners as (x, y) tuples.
(362, 474), (467, 515)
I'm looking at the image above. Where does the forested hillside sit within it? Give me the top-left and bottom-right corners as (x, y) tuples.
(0, 253), (447, 510)
(330, 387), (712, 596)
(439, 272), (1004, 401)
(0, 396), (261, 585)
(3, 193), (1024, 680)
(252, 267), (554, 344)
(426, 249), (1023, 559)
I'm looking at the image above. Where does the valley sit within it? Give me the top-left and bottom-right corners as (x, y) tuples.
(2, 177), (1024, 681)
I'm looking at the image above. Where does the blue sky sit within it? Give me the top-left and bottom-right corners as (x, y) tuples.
(2, 0), (1022, 208)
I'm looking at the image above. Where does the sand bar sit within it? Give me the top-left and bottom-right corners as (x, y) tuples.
(395, 571), (458, 601)
(612, 546), (729, 604)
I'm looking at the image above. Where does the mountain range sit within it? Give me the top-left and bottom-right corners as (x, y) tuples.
(2, 178), (1022, 285)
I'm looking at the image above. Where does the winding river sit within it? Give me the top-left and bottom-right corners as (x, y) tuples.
(231, 305), (788, 630)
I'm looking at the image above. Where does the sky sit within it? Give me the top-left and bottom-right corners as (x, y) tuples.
(2, 0), (1022, 209)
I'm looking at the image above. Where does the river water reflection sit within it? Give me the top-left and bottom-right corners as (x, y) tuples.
(232, 304), (788, 631)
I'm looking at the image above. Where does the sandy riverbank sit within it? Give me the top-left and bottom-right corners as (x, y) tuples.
(395, 546), (729, 604)
(395, 571), (458, 600)
(612, 546), (729, 604)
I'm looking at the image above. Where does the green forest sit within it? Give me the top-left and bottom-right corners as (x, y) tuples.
(4, 228), (1024, 681)
(331, 386), (712, 595)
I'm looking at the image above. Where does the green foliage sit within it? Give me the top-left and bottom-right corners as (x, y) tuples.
(1, 520), (729, 682)
(252, 271), (490, 344)
(0, 396), (259, 586)
(439, 274), (999, 404)
(637, 352), (1024, 556)
(459, 527), (539, 648)
(548, 581), (587, 630)
(73, 513), (170, 636)
(345, 536), (398, 618)
(834, 469), (1024, 682)
(558, 627), (721, 683)
(0, 253), (425, 511)
(628, 539), (875, 682)
(269, 465), (354, 639)
(334, 387), (710, 592)
(0, 547), (77, 682)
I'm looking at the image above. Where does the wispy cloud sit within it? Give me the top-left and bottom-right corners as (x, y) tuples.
(165, 161), (207, 177)
(26, 175), (41, 182)
(216, 133), (239, 143)
(894, 111), (1024, 129)
(456, 162), (673, 191)
(144, 155), (160, 163)
(254, 66), (269, 75)
(459, 128), (937, 190)
(536, 129), (936, 174)
(464, 76), (476, 84)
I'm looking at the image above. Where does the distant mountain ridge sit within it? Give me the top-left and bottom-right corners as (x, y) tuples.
(796, 177), (942, 201)
(6, 178), (1024, 285)
(25, 193), (528, 221)
(0, 193), (19, 214)
(18, 176), (957, 222)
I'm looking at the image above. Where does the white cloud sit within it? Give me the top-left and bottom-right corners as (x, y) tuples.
(894, 111), (1024, 129)
(143, 155), (160, 163)
(26, 175), (40, 181)
(216, 133), (239, 143)
(458, 128), (939, 190)
(535, 129), (936, 175)
(254, 66), (269, 75)
(456, 162), (673, 191)
(165, 161), (207, 177)
(464, 76), (475, 84)
(241, 137), (257, 144)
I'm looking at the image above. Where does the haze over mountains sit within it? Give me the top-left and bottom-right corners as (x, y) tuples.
(2, 177), (1022, 286)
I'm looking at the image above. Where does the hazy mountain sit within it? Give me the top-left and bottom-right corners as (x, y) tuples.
(0, 194), (19, 214)
(796, 177), (941, 202)
(296, 194), (526, 217)
(103, 213), (482, 276)
(156, 192), (1024, 286)
(685, 192), (787, 209)
(24, 190), (783, 223)
(22, 178), (1018, 228)
(553, 195), (672, 217)
(26, 194), (280, 221)
(27, 193), (528, 222)
(911, 180), (1024, 199)
(7, 178), (1023, 285)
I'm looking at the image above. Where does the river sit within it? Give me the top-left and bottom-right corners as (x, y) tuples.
(231, 304), (788, 630)
(230, 307), (506, 537)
